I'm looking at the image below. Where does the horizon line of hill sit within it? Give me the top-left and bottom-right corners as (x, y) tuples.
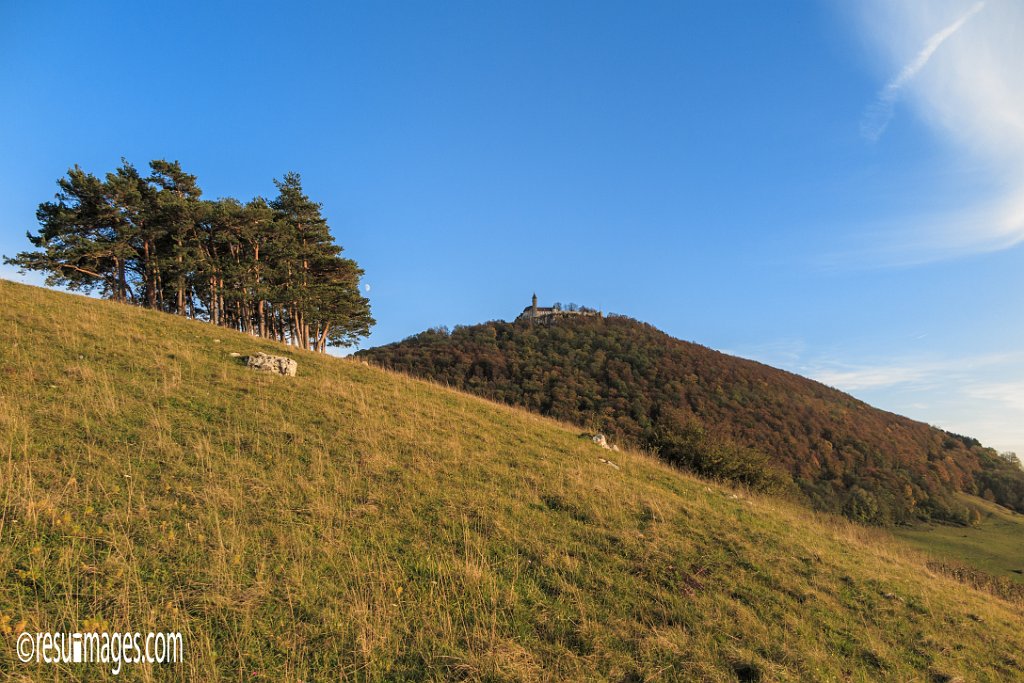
(357, 312), (1024, 528)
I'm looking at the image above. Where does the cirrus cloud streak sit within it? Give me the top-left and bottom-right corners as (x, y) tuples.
(850, 0), (1024, 265)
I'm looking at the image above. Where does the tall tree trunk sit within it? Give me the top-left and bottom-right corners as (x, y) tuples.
(209, 277), (219, 325)
(316, 323), (330, 353)
(115, 258), (126, 303)
(218, 282), (225, 329)
(175, 239), (185, 315)
(144, 241), (157, 308)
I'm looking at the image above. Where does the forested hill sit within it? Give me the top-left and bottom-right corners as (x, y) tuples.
(358, 315), (1024, 525)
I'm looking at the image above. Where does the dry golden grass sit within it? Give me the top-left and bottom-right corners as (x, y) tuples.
(0, 278), (1022, 681)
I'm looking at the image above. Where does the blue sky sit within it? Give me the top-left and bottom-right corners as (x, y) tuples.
(2, 1), (1023, 455)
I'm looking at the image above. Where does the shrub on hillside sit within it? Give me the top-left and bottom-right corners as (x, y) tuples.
(649, 421), (792, 495)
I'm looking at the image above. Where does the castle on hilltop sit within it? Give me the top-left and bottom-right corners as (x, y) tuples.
(515, 293), (602, 323)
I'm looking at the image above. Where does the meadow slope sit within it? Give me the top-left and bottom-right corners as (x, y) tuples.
(894, 494), (1024, 583)
(0, 279), (1022, 682)
(357, 317), (1024, 526)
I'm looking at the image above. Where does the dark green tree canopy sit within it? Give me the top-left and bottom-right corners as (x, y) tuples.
(5, 160), (374, 350)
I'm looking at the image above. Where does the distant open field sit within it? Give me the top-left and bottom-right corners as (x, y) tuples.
(894, 494), (1024, 583)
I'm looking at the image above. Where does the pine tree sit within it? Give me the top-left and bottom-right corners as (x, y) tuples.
(6, 166), (134, 301)
(268, 172), (372, 349)
(148, 160), (203, 316)
(104, 160), (159, 307)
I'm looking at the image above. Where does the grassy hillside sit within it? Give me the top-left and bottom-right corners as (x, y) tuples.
(895, 494), (1024, 583)
(357, 316), (1024, 527)
(1, 279), (1023, 681)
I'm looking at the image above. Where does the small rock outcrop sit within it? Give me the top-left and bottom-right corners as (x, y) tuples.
(246, 352), (297, 377)
(580, 433), (611, 449)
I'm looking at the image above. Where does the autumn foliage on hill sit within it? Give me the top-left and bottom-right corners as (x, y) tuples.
(358, 315), (1024, 525)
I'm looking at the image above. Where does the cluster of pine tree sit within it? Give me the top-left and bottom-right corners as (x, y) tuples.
(5, 160), (373, 350)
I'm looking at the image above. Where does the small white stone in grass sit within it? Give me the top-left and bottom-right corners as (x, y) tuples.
(579, 432), (613, 449)
(213, 339), (221, 343)
(246, 352), (298, 377)
(229, 352), (241, 357)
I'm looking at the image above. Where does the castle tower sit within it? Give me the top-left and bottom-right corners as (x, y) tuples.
(532, 293), (538, 315)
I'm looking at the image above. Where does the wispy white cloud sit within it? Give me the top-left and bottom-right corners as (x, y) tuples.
(734, 341), (1024, 456)
(964, 381), (1024, 416)
(818, 353), (1024, 455)
(861, 2), (985, 142)
(812, 363), (937, 392)
(848, 0), (1024, 264)
(807, 351), (1020, 392)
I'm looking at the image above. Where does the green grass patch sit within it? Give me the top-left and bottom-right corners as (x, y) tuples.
(894, 494), (1024, 583)
(1, 279), (1023, 681)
